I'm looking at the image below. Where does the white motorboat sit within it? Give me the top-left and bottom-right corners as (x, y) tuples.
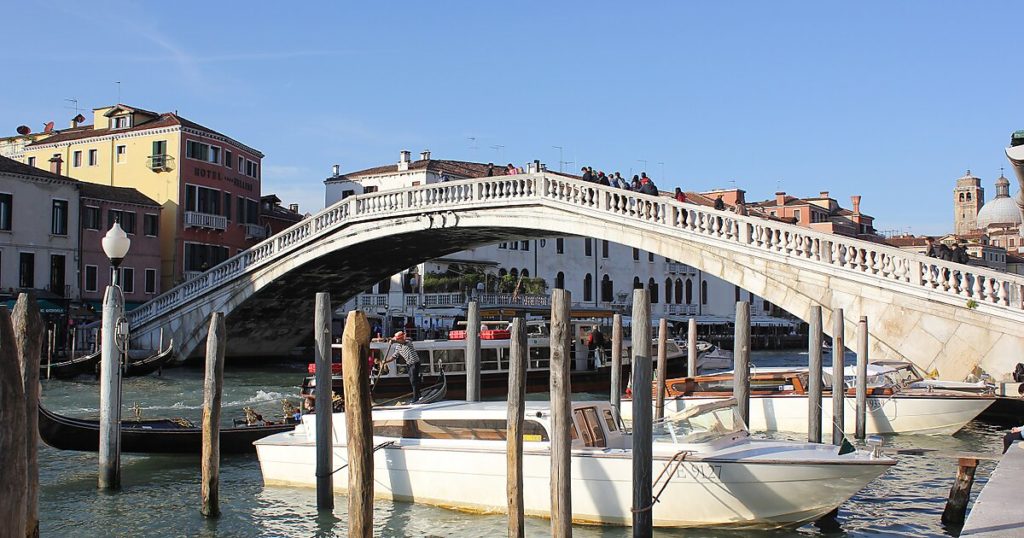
(846, 360), (995, 395)
(625, 367), (994, 435)
(256, 398), (894, 528)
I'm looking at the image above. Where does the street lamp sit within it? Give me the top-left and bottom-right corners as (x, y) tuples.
(98, 221), (130, 490)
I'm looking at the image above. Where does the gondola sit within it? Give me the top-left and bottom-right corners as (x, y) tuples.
(123, 339), (174, 377)
(40, 350), (101, 380)
(37, 404), (295, 454)
(40, 340), (175, 380)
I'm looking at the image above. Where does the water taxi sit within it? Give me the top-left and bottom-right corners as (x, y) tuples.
(255, 398), (894, 528)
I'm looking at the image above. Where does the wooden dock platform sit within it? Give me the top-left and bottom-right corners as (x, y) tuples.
(960, 441), (1024, 536)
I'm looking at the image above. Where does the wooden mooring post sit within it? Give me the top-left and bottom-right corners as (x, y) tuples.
(98, 284), (124, 490)
(734, 301), (751, 426)
(0, 308), (28, 537)
(631, 288), (653, 535)
(687, 318), (697, 377)
(655, 318), (668, 421)
(201, 312), (226, 517)
(466, 300), (481, 402)
(941, 457), (979, 526)
(855, 316), (869, 440)
(610, 313), (623, 417)
(14, 294), (43, 538)
(314, 293), (334, 510)
(506, 317), (527, 538)
(342, 310), (373, 537)
(832, 308), (845, 446)
(808, 306), (823, 444)
(549, 289), (572, 538)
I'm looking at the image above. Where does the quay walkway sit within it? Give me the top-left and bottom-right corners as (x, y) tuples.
(960, 440), (1024, 536)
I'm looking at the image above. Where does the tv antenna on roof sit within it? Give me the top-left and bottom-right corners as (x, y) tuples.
(115, 81), (122, 103)
(467, 137), (478, 152)
(64, 98), (81, 115)
(490, 144), (504, 160)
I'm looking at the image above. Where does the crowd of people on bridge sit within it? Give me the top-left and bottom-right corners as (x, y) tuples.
(577, 166), (661, 197)
(926, 238), (970, 265)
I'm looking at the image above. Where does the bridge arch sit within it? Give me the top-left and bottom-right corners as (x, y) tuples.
(129, 174), (1024, 380)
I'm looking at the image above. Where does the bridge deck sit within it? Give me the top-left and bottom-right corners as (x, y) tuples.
(960, 440), (1024, 536)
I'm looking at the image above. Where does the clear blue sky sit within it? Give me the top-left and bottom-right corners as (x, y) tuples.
(4, 2), (1022, 235)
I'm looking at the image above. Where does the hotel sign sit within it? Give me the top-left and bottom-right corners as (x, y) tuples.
(193, 166), (255, 192)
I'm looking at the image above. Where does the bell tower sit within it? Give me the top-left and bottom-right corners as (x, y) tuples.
(953, 170), (984, 234)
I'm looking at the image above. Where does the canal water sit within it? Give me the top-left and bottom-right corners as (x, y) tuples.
(38, 351), (1008, 537)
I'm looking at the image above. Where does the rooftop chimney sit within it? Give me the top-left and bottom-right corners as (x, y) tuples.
(399, 150), (411, 171)
(851, 195), (862, 215)
(289, 203), (299, 213)
(775, 192), (786, 206)
(331, 164), (340, 177)
(420, 150), (431, 161)
(819, 191), (829, 199)
(49, 155), (63, 176)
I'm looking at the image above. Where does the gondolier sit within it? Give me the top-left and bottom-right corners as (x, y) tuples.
(387, 331), (422, 402)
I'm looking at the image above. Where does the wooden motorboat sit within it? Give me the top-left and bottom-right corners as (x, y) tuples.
(256, 398), (894, 528)
(625, 367), (995, 435)
(37, 404), (295, 454)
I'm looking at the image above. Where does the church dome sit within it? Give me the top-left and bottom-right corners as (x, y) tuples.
(976, 174), (1022, 228)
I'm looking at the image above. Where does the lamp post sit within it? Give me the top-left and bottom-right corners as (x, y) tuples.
(99, 222), (130, 490)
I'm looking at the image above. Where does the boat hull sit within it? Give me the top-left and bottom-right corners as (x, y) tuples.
(255, 434), (888, 528)
(622, 393), (993, 435)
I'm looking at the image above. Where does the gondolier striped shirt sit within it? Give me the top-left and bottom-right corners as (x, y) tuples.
(392, 342), (419, 365)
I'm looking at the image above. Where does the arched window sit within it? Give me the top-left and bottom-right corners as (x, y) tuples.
(499, 268), (507, 278)
(959, 192), (965, 202)
(377, 277), (391, 294)
(510, 268), (519, 279)
(664, 278), (672, 304)
(674, 279), (683, 304)
(967, 192), (972, 201)
(633, 276), (642, 289)
(601, 274), (613, 302)
(649, 278), (659, 304)
(685, 279), (693, 304)
(701, 280), (708, 305)
(521, 269), (529, 278)
(555, 271), (565, 289)
(584, 273), (593, 302)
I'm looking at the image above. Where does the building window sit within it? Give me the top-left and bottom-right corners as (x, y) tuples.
(50, 255), (66, 296)
(674, 278), (683, 304)
(245, 159), (258, 178)
(237, 155), (243, 172)
(583, 273), (593, 302)
(648, 278), (659, 304)
(601, 274), (613, 302)
(122, 211), (136, 234)
(555, 271), (565, 289)
(0, 193), (12, 231)
(209, 146), (221, 165)
(112, 116), (129, 129)
(520, 240), (529, 251)
(701, 280), (708, 305)
(19, 252), (34, 288)
(27, 157), (35, 167)
(648, 251), (654, 262)
(88, 149), (98, 166)
(585, 238), (592, 257)
(51, 200), (68, 235)
(223, 193), (232, 219)
(116, 145), (127, 163)
(793, 209), (801, 222)
(186, 140), (210, 161)
(633, 276), (642, 289)
(185, 185), (222, 215)
(664, 278), (672, 304)
(521, 269), (529, 278)
(602, 240), (609, 258)
(184, 242), (230, 272)
(107, 209), (123, 229)
(84, 265), (98, 292)
(686, 279), (693, 304)
(510, 241), (519, 251)
(224, 150), (232, 169)
(556, 238), (564, 254)
(72, 150), (82, 167)
(121, 268), (135, 293)
(633, 248), (639, 261)
(235, 197), (259, 224)
(144, 214), (159, 236)
(83, 206), (101, 230)
(145, 269), (157, 294)
(735, 285), (741, 302)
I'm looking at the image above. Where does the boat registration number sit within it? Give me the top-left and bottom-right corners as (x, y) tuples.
(673, 462), (722, 481)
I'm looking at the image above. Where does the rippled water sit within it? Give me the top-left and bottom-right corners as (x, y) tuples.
(37, 352), (1007, 537)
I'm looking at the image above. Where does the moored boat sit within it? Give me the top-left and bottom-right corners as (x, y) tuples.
(255, 398), (894, 528)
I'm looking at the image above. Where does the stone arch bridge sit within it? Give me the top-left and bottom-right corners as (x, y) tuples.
(128, 173), (1024, 381)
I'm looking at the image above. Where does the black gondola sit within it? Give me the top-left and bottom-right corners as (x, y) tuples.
(41, 340), (175, 379)
(123, 340), (175, 377)
(37, 404), (295, 454)
(40, 350), (101, 380)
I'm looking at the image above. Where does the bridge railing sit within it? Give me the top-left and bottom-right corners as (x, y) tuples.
(130, 172), (1024, 330)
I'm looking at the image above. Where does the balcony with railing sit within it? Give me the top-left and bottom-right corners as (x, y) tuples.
(359, 294), (389, 307)
(244, 223), (267, 240)
(146, 154), (175, 172)
(667, 262), (696, 275)
(665, 304), (699, 316)
(184, 211), (227, 231)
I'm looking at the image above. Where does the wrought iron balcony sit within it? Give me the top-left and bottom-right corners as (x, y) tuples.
(146, 154), (174, 172)
(184, 211), (227, 230)
(244, 223), (267, 239)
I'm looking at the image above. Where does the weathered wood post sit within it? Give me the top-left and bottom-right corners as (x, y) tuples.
(631, 288), (653, 534)
(506, 317), (527, 538)
(14, 294), (43, 538)
(687, 318), (697, 377)
(734, 301), (751, 426)
(941, 457), (979, 526)
(98, 284), (124, 490)
(855, 316), (869, 440)
(655, 318), (668, 420)
(808, 305), (823, 443)
(314, 293), (334, 510)
(610, 313), (623, 416)
(0, 309), (27, 537)
(549, 289), (572, 538)
(832, 308), (845, 446)
(342, 311), (373, 537)
(466, 300), (481, 402)
(201, 312), (226, 517)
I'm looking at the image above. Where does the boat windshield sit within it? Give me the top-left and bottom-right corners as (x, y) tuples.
(652, 398), (746, 445)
